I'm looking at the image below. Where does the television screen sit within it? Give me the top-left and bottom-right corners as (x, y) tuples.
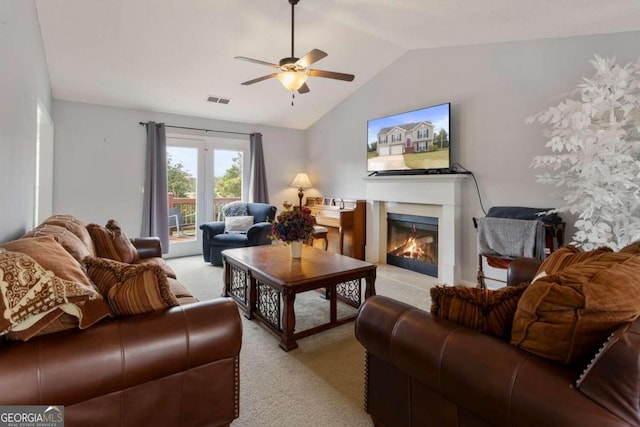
(367, 102), (450, 173)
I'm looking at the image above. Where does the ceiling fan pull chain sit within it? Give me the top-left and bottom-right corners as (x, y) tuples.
(292, 93), (295, 106)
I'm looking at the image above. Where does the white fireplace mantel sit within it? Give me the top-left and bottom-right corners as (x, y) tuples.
(364, 174), (468, 284)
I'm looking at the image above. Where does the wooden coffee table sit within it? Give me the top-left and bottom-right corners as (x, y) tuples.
(222, 245), (377, 351)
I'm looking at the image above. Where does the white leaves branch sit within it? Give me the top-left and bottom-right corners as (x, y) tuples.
(528, 55), (640, 250)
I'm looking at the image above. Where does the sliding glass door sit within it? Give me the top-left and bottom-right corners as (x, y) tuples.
(166, 135), (249, 258)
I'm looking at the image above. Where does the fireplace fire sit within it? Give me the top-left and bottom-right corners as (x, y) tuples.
(387, 213), (438, 277)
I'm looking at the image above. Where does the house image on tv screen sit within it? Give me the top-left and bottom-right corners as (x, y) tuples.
(376, 121), (435, 156)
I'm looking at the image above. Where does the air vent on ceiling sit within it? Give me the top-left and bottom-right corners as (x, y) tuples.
(207, 95), (231, 105)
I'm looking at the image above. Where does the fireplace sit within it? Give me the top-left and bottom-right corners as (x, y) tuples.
(387, 213), (438, 277)
(365, 174), (468, 284)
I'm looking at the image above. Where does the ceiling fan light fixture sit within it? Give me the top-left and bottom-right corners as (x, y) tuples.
(277, 71), (308, 91)
(235, 0), (354, 96)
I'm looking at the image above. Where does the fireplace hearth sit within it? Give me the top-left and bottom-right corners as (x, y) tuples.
(387, 213), (438, 277)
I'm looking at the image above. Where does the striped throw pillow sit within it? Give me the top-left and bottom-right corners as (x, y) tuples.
(83, 257), (178, 316)
(87, 220), (139, 263)
(430, 284), (528, 340)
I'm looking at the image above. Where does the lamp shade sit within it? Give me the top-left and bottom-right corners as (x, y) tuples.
(278, 71), (308, 91)
(291, 173), (312, 189)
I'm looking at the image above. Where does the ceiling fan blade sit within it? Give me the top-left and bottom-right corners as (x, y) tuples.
(298, 82), (310, 94)
(308, 69), (355, 82)
(241, 73), (278, 85)
(234, 56), (279, 68)
(296, 49), (328, 68)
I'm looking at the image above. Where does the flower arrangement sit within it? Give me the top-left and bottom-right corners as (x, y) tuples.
(270, 204), (315, 244)
(528, 55), (640, 250)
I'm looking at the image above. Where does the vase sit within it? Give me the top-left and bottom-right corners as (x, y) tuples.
(289, 240), (303, 259)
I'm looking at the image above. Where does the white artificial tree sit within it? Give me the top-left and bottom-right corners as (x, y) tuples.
(528, 55), (640, 251)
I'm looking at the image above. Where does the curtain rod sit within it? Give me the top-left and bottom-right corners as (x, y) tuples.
(139, 122), (253, 136)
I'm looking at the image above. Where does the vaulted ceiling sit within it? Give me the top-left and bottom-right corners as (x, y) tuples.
(35, 0), (640, 129)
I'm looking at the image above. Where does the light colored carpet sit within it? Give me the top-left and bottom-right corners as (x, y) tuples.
(167, 255), (437, 427)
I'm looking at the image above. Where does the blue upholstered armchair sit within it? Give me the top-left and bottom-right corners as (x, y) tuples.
(200, 202), (277, 265)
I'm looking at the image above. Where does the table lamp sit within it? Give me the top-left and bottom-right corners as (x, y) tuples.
(291, 173), (312, 207)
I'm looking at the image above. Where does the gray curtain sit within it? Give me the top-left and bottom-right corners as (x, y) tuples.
(249, 132), (269, 203)
(141, 122), (169, 253)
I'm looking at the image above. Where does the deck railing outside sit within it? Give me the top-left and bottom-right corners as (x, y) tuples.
(168, 193), (241, 240)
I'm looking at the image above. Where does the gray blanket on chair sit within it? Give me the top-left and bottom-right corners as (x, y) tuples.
(477, 217), (545, 260)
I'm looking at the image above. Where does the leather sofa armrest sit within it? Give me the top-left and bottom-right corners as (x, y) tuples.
(0, 298), (242, 406)
(246, 222), (273, 245)
(130, 237), (162, 259)
(576, 319), (640, 426)
(356, 295), (627, 426)
(507, 257), (542, 286)
(355, 295), (416, 363)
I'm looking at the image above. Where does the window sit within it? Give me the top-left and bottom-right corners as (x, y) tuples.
(165, 135), (249, 258)
(391, 132), (403, 142)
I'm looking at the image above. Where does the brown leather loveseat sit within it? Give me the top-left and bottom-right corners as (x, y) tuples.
(0, 215), (242, 427)
(355, 258), (639, 427)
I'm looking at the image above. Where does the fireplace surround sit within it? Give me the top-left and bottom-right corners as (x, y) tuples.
(364, 174), (468, 284)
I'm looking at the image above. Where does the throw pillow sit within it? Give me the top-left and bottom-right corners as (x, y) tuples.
(576, 320), (640, 426)
(1, 235), (94, 288)
(224, 216), (254, 233)
(619, 241), (640, 254)
(430, 284), (529, 340)
(105, 219), (139, 263)
(222, 202), (248, 217)
(534, 245), (613, 277)
(0, 249), (110, 341)
(132, 257), (177, 279)
(6, 309), (69, 341)
(12, 312), (81, 340)
(22, 224), (91, 262)
(41, 215), (96, 257)
(7, 296), (112, 341)
(83, 256), (179, 316)
(87, 220), (139, 263)
(511, 252), (640, 365)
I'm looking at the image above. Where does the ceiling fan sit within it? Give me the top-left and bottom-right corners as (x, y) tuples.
(234, 0), (355, 96)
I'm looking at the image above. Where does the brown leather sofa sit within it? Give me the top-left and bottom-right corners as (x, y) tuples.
(355, 258), (635, 427)
(0, 217), (242, 427)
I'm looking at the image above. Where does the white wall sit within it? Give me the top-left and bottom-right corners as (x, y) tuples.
(0, 0), (52, 242)
(52, 100), (305, 235)
(306, 31), (640, 284)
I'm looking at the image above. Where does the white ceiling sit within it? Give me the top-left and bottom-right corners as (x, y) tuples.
(35, 0), (640, 130)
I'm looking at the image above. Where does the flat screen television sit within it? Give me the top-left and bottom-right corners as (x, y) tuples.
(367, 102), (451, 174)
